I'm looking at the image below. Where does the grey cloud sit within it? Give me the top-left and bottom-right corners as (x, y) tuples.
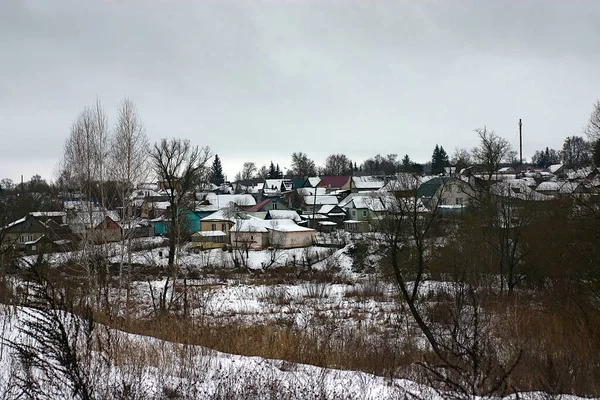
(1, 0), (599, 181)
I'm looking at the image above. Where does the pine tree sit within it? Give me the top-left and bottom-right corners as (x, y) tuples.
(439, 146), (449, 171)
(402, 154), (412, 171)
(209, 154), (225, 185)
(431, 145), (449, 175)
(276, 163), (282, 178)
(267, 161), (277, 179)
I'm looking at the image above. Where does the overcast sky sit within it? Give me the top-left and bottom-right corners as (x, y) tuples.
(2, 0), (600, 183)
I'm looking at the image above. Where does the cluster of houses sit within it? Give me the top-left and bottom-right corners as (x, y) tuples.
(3, 164), (600, 255)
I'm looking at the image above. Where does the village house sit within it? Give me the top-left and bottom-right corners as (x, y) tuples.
(68, 210), (122, 243)
(230, 216), (315, 250)
(1, 211), (72, 253)
(246, 198), (290, 212)
(316, 176), (352, 193)
(351, 176), (386, 192)
(262, 179), (293, 197)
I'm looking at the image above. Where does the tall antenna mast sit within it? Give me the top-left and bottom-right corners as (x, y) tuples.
(519, 119), (523, 165)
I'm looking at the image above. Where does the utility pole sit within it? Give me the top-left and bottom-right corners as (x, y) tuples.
(519, 119), (523, 165)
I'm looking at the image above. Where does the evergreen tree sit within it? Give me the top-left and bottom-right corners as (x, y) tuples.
(209, 154), (225, 185)
(267, 161), (277, 179)
(275, 163), (282, 178)
(401, 154), (412, 171)
(431, 145), (449, 174)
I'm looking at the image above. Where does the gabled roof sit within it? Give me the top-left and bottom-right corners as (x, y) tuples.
(317, 204), (336, 214)
(69, 210), (121, 230)
(264, 179), (293, 191)
(246, 199), (274, 212)
(297, 187), (326, 196)
(316, 176), (351, 189)
(204, 193), (256, 207)
(303, 195), (339, 206)
(547, 164), (564, 174)
(417, 177), (450, 198)
(201, 209), (238, 222)
(351, 176), (385, 190)
(267, 210), (301, 222)
(491, 180), (552, 201)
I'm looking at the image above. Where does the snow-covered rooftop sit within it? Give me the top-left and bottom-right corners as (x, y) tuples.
(303, 195), (339, 206)
(267, 210), (301, 222)
(205, 193), (256, 207)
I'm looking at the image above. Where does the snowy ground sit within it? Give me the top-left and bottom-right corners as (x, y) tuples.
(0, 305), (591, 400)
(8, 238), (598, 399)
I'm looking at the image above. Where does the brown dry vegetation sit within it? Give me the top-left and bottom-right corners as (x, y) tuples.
(2, 195), (600, 398)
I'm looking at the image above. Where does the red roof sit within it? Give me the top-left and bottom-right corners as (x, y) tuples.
(246, 199), (272, 212)
(316, 176), (350, 189)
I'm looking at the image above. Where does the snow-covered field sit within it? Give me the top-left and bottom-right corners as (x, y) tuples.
(0, 304), (438, 399)
(0, 305), (591, 400)
(7, 238), (599, 399)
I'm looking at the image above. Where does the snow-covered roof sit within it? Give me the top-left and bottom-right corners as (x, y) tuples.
(62, 200), (99, 211)
(69, 210), (121, 229)
(137, 182), (158, 191)
(300, 214), (328, 220)
(497, 167), (514, 173)
(351, 176), (385, 190)
(267, 210), (301, 222)
(30, 211), (66, 218)
(205, 193), (256, 207)
(338, 192), (395, 212)
(317, 204), (336, 214)
(264, 179), (293, 192)
(491, 180), (552, 201)
(566, 167), (593, 180)
(232, 217), (315, 233)
(2, 216), (26, 230)
(547, 164), (563, 173)
(201, 209), (238, 222)
(297, 187), (326, 196)
(130, 189), (160, 200)
(307, 177), (321, 187)
(536, 181), (560, 192)
(318, 221), (338, 226)
(150, 201), (170, 210)
(559, 181), (581, 194)
(195, 230), (227, 237)
(270, 219), (315, 232)
(379, 173), (424, 193)
(303, 195), (339, 206)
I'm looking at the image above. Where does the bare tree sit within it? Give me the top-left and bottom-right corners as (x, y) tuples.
(61, 100), (110, 304)
(451, 148), (472, 172)
(324, 153), (353, 176)
(235, 161), (257, 181)
(584, 100), (600, 143)
(110, 98), (150, 317)
(471, 127), (511, 180)
(291, 152), (317, 177)
(150, 138), (211, 314)
(379, 174), (520, 397)
(561, 136), (591, 169)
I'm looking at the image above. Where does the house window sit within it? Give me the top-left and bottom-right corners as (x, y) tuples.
(272, 203), (278, 210)
(351, 210), (356, 217)
(221, 223), (226, 232)
(362, 210), (367, 217)
(19, 236), (25, 244)
(31, 245), (37, 252)
(211, 223), (217, 231)
(250, 235), (254, 240)
(456, 198), (463, 205)
(28, 235), (33, 242)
